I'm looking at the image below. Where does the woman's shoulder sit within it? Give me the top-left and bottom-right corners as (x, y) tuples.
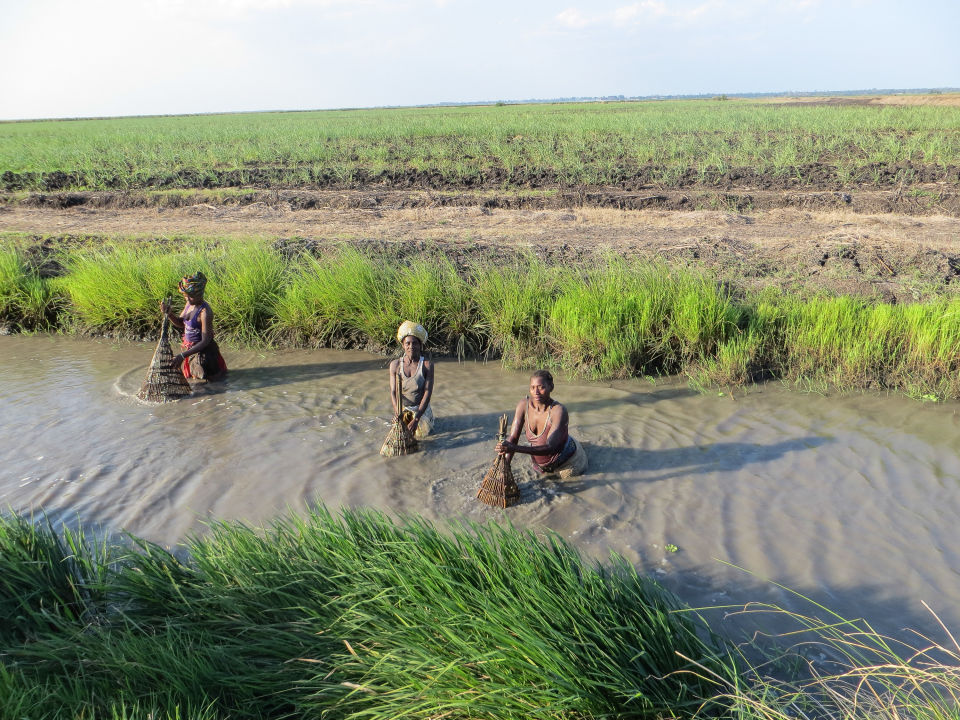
(550, 400), (568, 420)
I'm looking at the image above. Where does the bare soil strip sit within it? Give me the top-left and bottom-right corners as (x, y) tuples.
(3, 189), (960, 303)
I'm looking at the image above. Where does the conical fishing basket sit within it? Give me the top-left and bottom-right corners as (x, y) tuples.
(137, 306), (192, 403)
(380, 369), (418, 457)
(477, 413), (519, 508)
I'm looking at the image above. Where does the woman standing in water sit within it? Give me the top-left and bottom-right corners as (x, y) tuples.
(389, 321), (435, 439)
(159, 271), (227, 381)
(496, 369), (587, 478)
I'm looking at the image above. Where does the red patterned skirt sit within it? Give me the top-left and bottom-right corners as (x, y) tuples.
(180, 340), (228, 380)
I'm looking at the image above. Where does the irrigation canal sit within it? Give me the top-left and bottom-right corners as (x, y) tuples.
(3, 334), (960, 640)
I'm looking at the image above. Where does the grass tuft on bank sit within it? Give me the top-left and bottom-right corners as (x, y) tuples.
(0, 247), (58, 330)
(4, 508), (960, 720)
(0, 507), (737, 719)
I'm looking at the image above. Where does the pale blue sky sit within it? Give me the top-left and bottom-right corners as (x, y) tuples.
(1, 0), (957, 120)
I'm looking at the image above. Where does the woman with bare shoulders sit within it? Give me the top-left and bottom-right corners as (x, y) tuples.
(159, 271), (227, 381)
(495, 369), (587, 478)
(388, 321), (435, 439)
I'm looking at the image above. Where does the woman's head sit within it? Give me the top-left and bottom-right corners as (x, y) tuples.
(396, 321), (427, 352)
(178, 271), (207, 301)
(529, 369), (554, 401)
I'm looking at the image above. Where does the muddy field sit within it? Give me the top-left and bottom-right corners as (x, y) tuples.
(3, 184), (960, 304)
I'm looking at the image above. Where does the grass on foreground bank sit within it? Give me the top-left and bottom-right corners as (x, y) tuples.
(2, 100), (960, 191)
(4, 238), (960, 400)
(0, 506), (733, 720)
(4, 507), (960, 720)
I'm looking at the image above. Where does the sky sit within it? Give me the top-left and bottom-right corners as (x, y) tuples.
(1, 0), (958, 121)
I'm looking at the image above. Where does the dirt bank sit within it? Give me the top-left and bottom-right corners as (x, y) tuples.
(3, 189), (960, 304)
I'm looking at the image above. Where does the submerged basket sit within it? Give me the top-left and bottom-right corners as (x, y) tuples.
(476, 413), (520, 508)
(380, 369), (418, 457)
(137, 308), (192, 403)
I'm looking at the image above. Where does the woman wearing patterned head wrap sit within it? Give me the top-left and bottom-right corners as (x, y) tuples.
(388, 321), (435, 439)
(159, 271), (227, 381)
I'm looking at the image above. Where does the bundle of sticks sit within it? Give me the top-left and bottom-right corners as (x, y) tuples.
(137, 301), (192, 403)
(476, 413), (519, 508)
(380, 371), (418, 457)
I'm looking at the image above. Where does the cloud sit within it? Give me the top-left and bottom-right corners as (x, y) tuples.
(555, 1), (718, 30)
(556, 7), (591, 28)
(613, 1), (667, 26)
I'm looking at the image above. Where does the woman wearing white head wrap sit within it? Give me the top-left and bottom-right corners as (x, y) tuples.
(389, 321), (435, 439)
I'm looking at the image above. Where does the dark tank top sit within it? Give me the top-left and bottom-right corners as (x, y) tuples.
(524, 398), (570, 470)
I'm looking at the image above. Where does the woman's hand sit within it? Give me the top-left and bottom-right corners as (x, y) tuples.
(406, 415), (420, 433)
(496, 440), (517, 454)
(160, 299), (171, 315)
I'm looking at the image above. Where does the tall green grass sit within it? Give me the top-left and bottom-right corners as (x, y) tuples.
(6, 508), (960, 720)
(53, 240), (286, 340)
(0, 507), (737, 719)
(545, 260), (743, 378)
(0, 247), (57, 330)
(8, 239), (960, 398)
(273, 245), (479, 351)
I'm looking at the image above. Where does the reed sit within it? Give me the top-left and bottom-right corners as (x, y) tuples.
(271, 245), (398, 347)
(0, 513), (109, 645)
(688, 598), (960, 720)
(0, 506), (737, 719)
(53, 242), (203, 335)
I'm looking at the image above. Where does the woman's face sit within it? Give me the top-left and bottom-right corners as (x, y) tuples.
(529, 375), (553, 404)
(180, 288), (203, 304)
(402, 336), (422, 356)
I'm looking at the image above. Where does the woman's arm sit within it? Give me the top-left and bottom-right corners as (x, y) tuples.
(388, 359), (400, 417)
(160, 299), (185, 329)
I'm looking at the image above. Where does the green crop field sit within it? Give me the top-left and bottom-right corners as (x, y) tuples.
(2, 99), (960, 191)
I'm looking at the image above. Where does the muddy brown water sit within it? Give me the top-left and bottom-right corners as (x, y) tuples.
(3, 334), (960, 642)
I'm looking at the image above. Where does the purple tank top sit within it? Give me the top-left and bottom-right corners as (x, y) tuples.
(183, 302), (207, 343)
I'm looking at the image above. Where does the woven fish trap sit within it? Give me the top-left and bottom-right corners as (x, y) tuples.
(477, 413), (519, 508)
(137, 309), (192, 403)
(380, 369), (418, 457)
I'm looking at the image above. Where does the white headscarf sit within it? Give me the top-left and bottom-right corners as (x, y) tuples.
(396, 320), (427, 345)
